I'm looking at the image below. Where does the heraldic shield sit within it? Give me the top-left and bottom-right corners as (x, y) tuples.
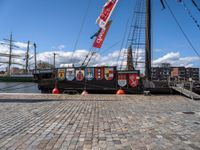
(76, 69), (85, 81)
(85, 68), (94, 80)
(66, 68), (75, 81)
(118, 74), (127, 87)
(129, 74), (139, 87)
(94, 67), (104, 80)
(57, 69), (65, 80)
(104, 67), (114, 80)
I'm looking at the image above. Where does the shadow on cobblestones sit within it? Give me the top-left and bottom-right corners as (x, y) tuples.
(0, 99), (61, 103)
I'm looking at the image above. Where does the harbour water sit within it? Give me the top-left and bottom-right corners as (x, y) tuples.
(0, 82), (40, 93)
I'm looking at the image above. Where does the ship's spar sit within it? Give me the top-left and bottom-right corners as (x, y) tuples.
(145, 0), (152, 80)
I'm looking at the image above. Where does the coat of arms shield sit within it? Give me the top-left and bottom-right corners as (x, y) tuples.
(129, 74), (139, 87)
(85, 68), (94, 80)
(76, 69), (84, 81)
(104, 67), (114, 80)
(118, 74), (127, 87)
(66, 68), (75, 81)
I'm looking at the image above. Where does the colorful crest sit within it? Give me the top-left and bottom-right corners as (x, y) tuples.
(104, 67), (114, 80)
(129, 74), (139, 87)
(57, 69), (65, 80)
(118, 74), (127, 87)
(95, 67), (104, 80)
(76, 69), (84, 81)
(85, 68), (94, 80)
(66, 68), (75, 81)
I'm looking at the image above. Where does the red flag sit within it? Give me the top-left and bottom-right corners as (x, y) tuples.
(96, 0), (119, 29)
(93, 21), (112, 48)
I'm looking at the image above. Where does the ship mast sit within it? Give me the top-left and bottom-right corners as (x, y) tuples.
(145, 0), (151, 80)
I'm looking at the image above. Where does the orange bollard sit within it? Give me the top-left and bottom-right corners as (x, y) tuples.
(116, 89), (125, 95)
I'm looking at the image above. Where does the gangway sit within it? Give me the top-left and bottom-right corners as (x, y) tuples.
(171, 86), (200, 100)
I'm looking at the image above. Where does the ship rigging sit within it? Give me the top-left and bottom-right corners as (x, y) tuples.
(33, 0), (200, 94)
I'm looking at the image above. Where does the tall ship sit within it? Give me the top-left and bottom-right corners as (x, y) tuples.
(33, 0), (200, 94)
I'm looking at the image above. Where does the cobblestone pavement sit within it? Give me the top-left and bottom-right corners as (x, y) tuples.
(0, 95), (199, 150)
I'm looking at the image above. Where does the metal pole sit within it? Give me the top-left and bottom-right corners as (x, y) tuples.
(34, 43), (37, 72)
(145, 0), (152, 80)
(53, 53), (56, 68)
(25, 41), (30, 74)
(8, 33), (12, 76)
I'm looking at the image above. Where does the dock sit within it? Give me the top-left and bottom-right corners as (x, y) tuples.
(172, 86), (200, 100)
(0, 94), (199, 149)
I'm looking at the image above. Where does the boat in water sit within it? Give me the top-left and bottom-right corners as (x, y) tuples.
(33, 0), (200, 94)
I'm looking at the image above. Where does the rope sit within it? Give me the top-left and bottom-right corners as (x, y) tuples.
(164, 0), (200, 59)
(81, 46), (94, 66)
(119, 0), (145, 70)
(91, 41), (121, 66)
(192, 0), (200, 12)
(99, 41), (121, 56)
(181, 0), (200, 31)
(116, 19), (130, 70)
(85, 0), (121, 67)
(70, 0), (92, 63)
(134, 0), (145, 69)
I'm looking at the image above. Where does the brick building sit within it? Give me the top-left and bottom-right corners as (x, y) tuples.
(152, 63), (171, 81)
(171, 67), (186, 81)
(152, 63), (199, 81)
(186, 67), (199, 81)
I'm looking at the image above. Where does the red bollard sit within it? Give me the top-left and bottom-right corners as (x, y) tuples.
(52, 81), (60, 94)
(116, 89), (125, 95)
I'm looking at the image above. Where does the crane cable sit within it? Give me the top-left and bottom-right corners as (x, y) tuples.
(164, 0), (200, 59)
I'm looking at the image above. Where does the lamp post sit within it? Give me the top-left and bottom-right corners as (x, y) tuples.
(53, 53), (57, 68)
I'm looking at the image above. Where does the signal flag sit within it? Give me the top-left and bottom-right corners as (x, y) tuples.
(93, 20), (112, 48)
(96, 0), (119, 29)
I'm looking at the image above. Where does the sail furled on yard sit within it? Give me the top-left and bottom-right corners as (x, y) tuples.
(96, 0), (119, 29)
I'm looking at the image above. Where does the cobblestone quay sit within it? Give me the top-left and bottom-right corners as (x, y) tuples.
(0, 94), (199, 150)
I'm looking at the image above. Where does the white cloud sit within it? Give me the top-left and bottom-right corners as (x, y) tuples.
(57, 45), (65, 50)
(14, 42), (29, 49)
(0, 41), (199, 71)
(153, 52), (180, 65)
(154, 48), (163, 52)
(153, 52), (200, 67)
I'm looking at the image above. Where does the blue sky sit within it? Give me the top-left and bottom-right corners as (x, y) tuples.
(0, 0), (200, 69)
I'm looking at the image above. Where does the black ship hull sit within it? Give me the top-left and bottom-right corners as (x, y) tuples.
(34, 67), (142, 94)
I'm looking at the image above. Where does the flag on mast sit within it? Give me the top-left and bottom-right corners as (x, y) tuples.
(93, 20), (112, 48)
(96, 0), (119, 29)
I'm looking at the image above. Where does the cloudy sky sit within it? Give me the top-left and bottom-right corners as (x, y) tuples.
(0, 0), (200, 71)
